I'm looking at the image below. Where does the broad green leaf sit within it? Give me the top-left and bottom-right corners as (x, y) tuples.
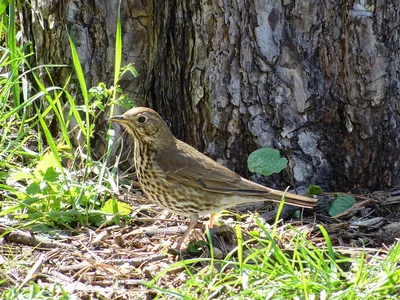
(90, 214), (106, 227)
(48, 211), (75, 224)
(0, 197), (42, 217)
(33, 151), (59, 180)
(43, 167), (60, 182)
(247, 148), (288, 176)
(26, 182), (41, 195)
(328, 194), (356, 216)
(0, 0), (7, 16)
(11, 170), (35, 181)
(101, 199), (131, 216)
(307, 184), (323, 196)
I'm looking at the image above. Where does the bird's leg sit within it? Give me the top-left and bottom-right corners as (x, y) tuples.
(209, 213), (214, 229)
(175, 214), (199, 250)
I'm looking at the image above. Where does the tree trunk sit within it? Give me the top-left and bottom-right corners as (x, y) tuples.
(22, 0), (400, 191)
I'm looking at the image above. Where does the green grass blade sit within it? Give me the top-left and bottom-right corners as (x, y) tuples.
(271, 186), (289, 236)
(113, 0), (122, 93)
(97, 0), (122, 191)
(31, 72), (72, 150)
(35, 107), (66, 180)
(7, 0), (19, 108)
(235, 224), (243, 271)
(318, 224), (337, 272)
(0, 87), (62, 122)
(67, 31), (91, 164)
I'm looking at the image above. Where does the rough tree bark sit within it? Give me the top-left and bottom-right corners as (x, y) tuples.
(22, 0), (400, 192)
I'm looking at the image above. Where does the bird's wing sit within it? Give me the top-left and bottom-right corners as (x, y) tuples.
(156, 139), (269, 196)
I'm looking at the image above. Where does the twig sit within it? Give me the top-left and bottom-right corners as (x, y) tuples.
(0, 226), (68, 248)
(103, 253), (168, 266)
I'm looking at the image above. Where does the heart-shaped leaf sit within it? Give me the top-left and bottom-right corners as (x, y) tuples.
(247, 148), (288, 176)
(329, 194), (356, 216)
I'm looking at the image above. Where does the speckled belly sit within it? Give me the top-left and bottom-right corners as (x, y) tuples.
(134, 143), (246, 216)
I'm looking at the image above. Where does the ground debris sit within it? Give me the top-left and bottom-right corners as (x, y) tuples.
(1, 188), (399, 297)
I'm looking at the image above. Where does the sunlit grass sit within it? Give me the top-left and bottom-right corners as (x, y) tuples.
(0, 1), (137, 295)
(0, 0), (135, 231)
(143, 195), (400, 299)
(147, 219), (400, 299)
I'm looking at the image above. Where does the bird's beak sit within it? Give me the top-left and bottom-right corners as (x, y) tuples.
(109, 115), (125, 123)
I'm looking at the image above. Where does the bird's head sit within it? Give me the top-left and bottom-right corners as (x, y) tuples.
(110, 107), (175, 148)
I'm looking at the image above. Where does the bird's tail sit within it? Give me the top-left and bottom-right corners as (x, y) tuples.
(266, 187), (317, 208)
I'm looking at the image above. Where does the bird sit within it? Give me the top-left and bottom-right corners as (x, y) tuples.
(110, 107), (317, 249)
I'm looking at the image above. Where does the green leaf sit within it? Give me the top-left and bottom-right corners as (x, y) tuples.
(307, 184), (323, 196)
(247, 148), (288, 176)
(122, 63), (138, 77)
(33, 151), (59, 181)
(90, 214), (106, 227)
(328, 194), (356, 216)
(121, 96), (136, 110)
(0, 0), (7, 15)
(30, 224), (57, 233)
(249, 230), (260, 237)
(101, 199), (132, 216)
(48, 211), (75, 224)
(11, 170), (35, 181)
(43, 167), (60, 182)
(26, 182), (41, 195)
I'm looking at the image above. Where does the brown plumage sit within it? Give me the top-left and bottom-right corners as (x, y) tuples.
(110, 107), (317, 249)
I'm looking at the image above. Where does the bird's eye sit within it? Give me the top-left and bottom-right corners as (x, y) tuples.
(137, 116), (147, 124)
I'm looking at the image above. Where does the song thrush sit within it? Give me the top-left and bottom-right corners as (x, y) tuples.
(110, 107), (317, 249)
